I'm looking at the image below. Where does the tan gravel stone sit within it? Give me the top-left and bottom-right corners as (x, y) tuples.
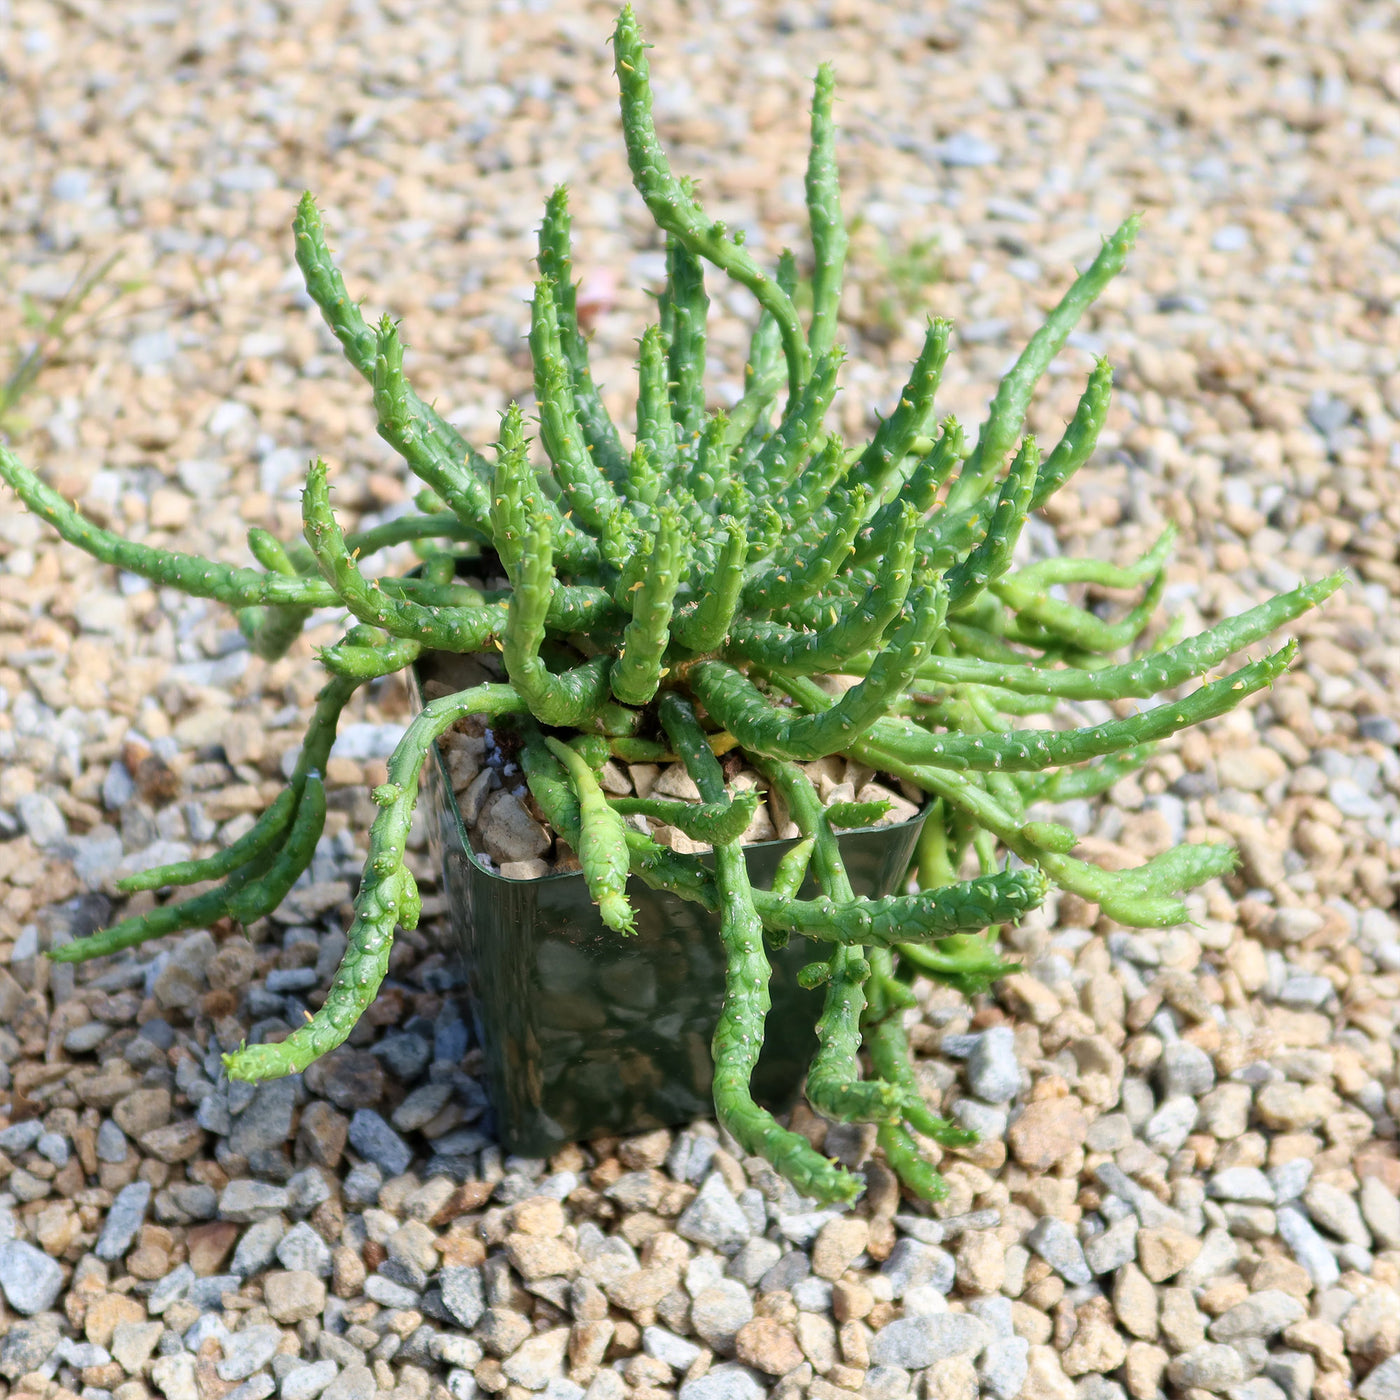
(955, 1230), (1006, 1294)
(1123, 1342), (1170, 1400)
(1137, 1227), (1203, 1283)
(85, 1293), (146, 1349)
(1020, 1346), (1075, 1400)
(734, 1318), (804, 1376)
(1061, 1297), (1129, 1376)
(264, 1271), (327, 1323)
(503, 1232), (581, 1281)
(811, 1217), (869, 1281)
(112, 1088), (172, 1138)
(925, 1357), (979, 1400)
(1159, 1288), (1208, 1352)
(795, 1312), (838, 1374)
(1112, 1263), (1159, 1339)
(1255, 1082), (1336, 1132)
(1007, 1098), (1089, 1171)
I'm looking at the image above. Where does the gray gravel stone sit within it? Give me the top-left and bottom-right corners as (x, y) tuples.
(0, 1121), (44, 1153)
(1075, 1380), (1127, 1400)
(196, 1093), (232, 1137)
(1159, 1041), (1215, 1097)
(365, 1274), (420, 1308)
(643, 1325), (702, 1373)
(2, 1316), (63, 1381)
(1269, 1158), (1312, 1205)
(391, 1083), (452, 1134)
(1026, 1216), (1092, 1285)
(868, 1313), (991, 1368)
(220, 1180), (291, 1222)
(1303, 1180), (1371, 1246)
(790, 1275), (833, 1312)
(966, 1027), (1020, 1103)
(57, 1340), (112, 1368)
(937, 132), (1000, 167)
(18, 791), (68, 847)
(225, 1375), (275, 1400)
(1143, 1095), (1199, 1154)
(979, 1336), (1031, 1400)
(1264, 1352), (1316, 1400)
(881, 1238), (955, 1297)
(1094, 1163), (1188, 1231)
(438, 1266), (485, 1330)
(0, 1239), (64, 1314)
(96, 1181), (151, 1260)
(281, 1360), (339, 1400)
(967, 1295), (1013, 1338)
(1359, 1355), (1400, 1400)
(218, 1326), (283, 1382)
(757, 1250), (810, 1296)
(230, 1079), (297, 1156)
(189, 1275), (241, 1310)
(1083, 1216), (1138, 1275)
(774, 1209), (835, 1247)
(36, 1132), (68, 1166)
(677, 1364), (765, 1400)
(148, 1263), (196, 1314)
(373, 1031), (431, 1083)
(1361, 1175), (1400, 1249)
(725, 1236), (782, 1286)
(276, 1221), (333, 1276)
(232, 1216), (287, 1277)
(676, 1173), (752, 1254)
(690, 1279), (753, 1353)
(863, 1366), (912, 1400)
(1208, 1290), (1306, 1340)
(951, 1098), (1009, 1140)
(321, 1366), (376, 1400)
(1167, 1343), (1246, 1392)
(1277, 1205), (1339, 1288)
(1208, 1167), (1276, 1204)
(347, 1110), (412, 1176)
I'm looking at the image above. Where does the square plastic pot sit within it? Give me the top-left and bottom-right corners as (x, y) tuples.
(412, 664), (928, 1156)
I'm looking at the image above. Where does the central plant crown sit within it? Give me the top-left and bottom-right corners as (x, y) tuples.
(0, 8), (1339, 1203)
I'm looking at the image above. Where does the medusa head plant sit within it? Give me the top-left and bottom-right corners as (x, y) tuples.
(1, 9), (1339, 1204)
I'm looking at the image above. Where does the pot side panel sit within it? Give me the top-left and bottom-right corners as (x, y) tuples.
(417, 677), (925, 1155)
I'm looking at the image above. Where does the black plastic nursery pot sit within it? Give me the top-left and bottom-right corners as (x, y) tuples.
(411, 661), (928, 1158)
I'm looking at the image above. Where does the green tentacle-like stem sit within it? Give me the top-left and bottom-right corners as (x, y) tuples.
(607, 792), (760, 846)
(758, 757), (894, 1126)
(692, 584), (945, 761)
(294, 195), (494, 536)
(948, 214), (1139, 511)
(545, 736), (637, 935)
(0, 445), (336, 610)
(660, 694), (860, 1205)
(302, 461), (503, 652)
(613, 7), (811, 403)
(52, 674), (359, 962)
(537, 186), (630, 484)
(859, 643), (1296, 772)
(223, 685), (526, 1081)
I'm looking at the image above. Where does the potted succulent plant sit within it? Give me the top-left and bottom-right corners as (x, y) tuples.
(1, 8), (1339, 1206)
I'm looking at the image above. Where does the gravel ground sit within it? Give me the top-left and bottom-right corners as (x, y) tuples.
(3, 3), (1400, 1400)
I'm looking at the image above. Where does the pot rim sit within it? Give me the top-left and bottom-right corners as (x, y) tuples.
(411, 657), (930, 888)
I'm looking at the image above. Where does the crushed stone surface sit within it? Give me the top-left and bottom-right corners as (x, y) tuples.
(2, 3), (1400, 1400)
